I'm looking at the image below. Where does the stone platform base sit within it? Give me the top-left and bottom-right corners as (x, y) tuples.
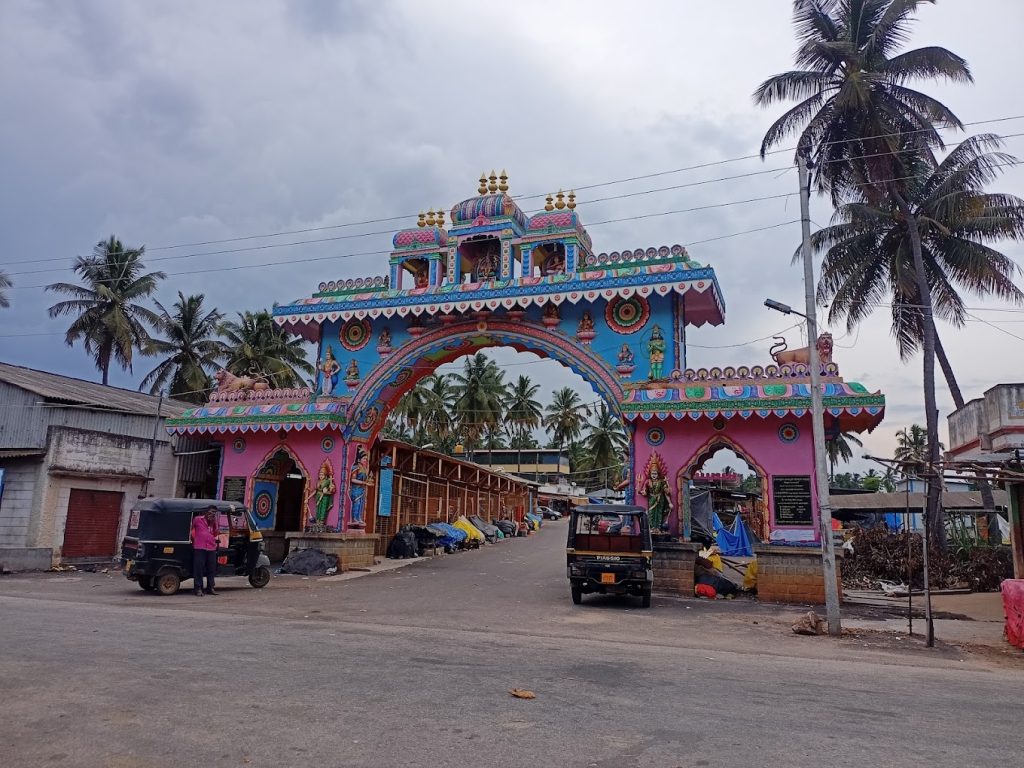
(652, 542), (700, 597)
(755, 545), (842, 604)
(285, 532), (380, 571)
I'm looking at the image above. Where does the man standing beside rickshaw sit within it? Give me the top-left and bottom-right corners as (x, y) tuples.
(192, 506), (219, 596)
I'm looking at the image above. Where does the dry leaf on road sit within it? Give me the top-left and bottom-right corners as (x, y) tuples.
(509, 688), (536, 699)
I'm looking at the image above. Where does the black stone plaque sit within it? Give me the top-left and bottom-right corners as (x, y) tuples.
(222, 476), (246, 504)
(772, 475), (813, 526)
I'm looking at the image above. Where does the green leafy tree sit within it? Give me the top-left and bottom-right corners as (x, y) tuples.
(219, 310), (314, 389)
(544, 387), (588, 455)
(46, 236), (165, 385)
(755, 0), (973, 548)
(582, 404), (628, 490)
(505, 375), (543, 443)
(894, 423), (943, 475)
(450, 353), (507, 449)
(139, 292), (227, 403)
(0, 270), (12, 308)
(826, 431), (863, 481)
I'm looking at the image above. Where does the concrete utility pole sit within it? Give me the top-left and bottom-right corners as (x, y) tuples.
(797, 149), (842, 636)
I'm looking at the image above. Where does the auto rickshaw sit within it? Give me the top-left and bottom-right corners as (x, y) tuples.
(566, 504), (653, 608)
(121, 498), (272, 596)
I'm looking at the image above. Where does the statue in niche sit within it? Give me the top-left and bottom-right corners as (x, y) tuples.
(475, 243), (499, 281)
(646, 324), (666, 380)
(345, 359), (360, 388)
(348, 445), (370, 528)
(542, 303), (560, 328)
(616, 344), (635, 376)
(576, 311), (596, 345)
(413, 263), (429, 288)
(318, 345), (341, 397)
(377, 327), (393, 355)
(637, 452), (672, 532)
(306, 459), (336, 531)
(543, 250), (565, 275)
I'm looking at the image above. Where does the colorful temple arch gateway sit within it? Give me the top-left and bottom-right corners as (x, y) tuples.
(166, 171), (885, 576)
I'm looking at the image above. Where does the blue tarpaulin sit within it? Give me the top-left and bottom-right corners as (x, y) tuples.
(713, 513), (754, 557)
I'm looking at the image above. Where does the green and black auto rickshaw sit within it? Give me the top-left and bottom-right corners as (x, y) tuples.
(566, 504), (654, 608)
(121, 498), (272, 595)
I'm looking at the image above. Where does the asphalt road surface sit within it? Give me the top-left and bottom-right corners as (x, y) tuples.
(1, 521), (1021, 768)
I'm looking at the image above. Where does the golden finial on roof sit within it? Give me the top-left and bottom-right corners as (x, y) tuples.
(544, 194), (554, 212)
(417, 212), (426, 228)
(554, 190), (566, 210)
(436, 208), (445, 228)
(425, 209), (436, 227)
(488, 170), (498, 193)
(478, 172), (488, 195)
(567, 190), (576, 210)
(498, 169), (509, 193)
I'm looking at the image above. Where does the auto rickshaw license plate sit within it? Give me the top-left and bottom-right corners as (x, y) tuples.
(600, 572), (616, 584)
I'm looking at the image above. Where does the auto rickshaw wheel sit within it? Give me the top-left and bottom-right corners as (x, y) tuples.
(641, 587), (652, 609)
(137, 575), (156, 591)
(248, 565), (271, 589)
(155, 569), (181, 596)
(571, 584), (582, 605)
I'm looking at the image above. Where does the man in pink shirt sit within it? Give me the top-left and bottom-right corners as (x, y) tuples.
(192, 507), (219, 596)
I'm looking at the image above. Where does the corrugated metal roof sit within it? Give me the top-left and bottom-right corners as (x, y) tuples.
(830, 490), (1009, 511)
(0, 362), (190, 418)
(0, 448), (45, 458)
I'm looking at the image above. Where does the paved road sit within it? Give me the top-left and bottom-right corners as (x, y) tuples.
(1, 522), (1021, 768)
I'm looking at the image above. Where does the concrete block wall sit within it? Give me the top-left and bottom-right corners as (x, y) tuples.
(652, 543), (699, 597)
(285, 533), (379, 571)
(756, 547), (842, 604)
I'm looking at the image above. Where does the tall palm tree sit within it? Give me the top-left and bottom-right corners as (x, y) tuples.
(582, 403), (628, 490)
(0, 270), (12, 308)
(826, 431), (863, 481)
(894, 423), (943, 473)
(543, 387), (587, 456)
(755, 0), (973, 548)
(450, 353), (507, 450)
(139, 292), (227, 403)
(219, 310), (314, 389)
(46, 236), (165, 385)
(505, 375), (543, 470)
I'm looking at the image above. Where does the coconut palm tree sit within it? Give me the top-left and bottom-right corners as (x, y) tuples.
(581, 403), (628, 490)
(0, 270), (12, 308)
(219, 310), (314, 389)
(755, 0), (973, 548)
(46, 236), (165, 385)
(894, 423), (942, 473)
(543, 387), (588, 456)
(450, 353), (507, 449)
(139, 292), (227, 403)
(505, 374), (543, 469)
(826, 431), (863, 481)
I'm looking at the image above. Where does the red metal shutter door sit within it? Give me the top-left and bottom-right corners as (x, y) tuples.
(63, 489), (124, 559)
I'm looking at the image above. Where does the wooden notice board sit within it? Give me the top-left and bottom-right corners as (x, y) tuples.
(772, 475), (813, 526)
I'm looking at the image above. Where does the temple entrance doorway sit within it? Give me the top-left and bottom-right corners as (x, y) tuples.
(679, 443), (766, 548)
(253, 449), (308, 535)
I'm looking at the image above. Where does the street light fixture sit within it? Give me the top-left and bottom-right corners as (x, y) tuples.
(763, 298), (802, 317)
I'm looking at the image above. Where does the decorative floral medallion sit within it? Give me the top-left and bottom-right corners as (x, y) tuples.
(321, 437), (335, 453)
(605, 296), (650, 334)
(340, 318), (371, 351)
(646, 427), (665, 446)
(253, 489), (274, 522)
(778, 423), (800, 444)
(232, 438), (246, 453)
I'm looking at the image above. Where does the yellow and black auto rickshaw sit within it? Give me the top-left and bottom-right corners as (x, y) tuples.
(566, 504), (654, 608)
(121, 498), (272, 595)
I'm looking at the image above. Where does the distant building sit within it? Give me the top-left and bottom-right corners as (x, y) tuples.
(0, 363), (192, 569)
(465, 448), (571, 485)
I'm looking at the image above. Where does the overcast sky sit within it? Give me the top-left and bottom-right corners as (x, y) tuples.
(2, 0), (1022, 474)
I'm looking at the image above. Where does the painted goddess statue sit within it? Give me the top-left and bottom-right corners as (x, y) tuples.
(319, 346), (341, 396)
(307, 460), (336, 530)
(348, 445), (370, 528)
(638, 455), (672, 532)
(647, 324), (666, 380)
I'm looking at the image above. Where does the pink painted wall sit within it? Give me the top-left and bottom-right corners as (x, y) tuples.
(631, 415), (821, 543)
(218, 431), (347, 531)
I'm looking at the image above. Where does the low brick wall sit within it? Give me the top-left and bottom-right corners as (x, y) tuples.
(285, 533), (379, 571)
(652, 542), (700, 597)
(755, 545), (842, 604)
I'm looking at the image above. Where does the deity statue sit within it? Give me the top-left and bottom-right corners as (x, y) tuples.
(544, 251), (565, 275)
(542, 303), (560, 327)
(307, 460), (336, 531)
(318, 346), (341, 397)
(578, 311), (595, 333)
(476, 246), (498, 281)
(345, 359), (360, 385)
(413, 264), (429, 288)
(647, 324), (666, 380)
(637, 453), (672, 532)
(377, 327), (393, 354)
(618, 344), (635, 366)
(348, 445), (370, 528)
